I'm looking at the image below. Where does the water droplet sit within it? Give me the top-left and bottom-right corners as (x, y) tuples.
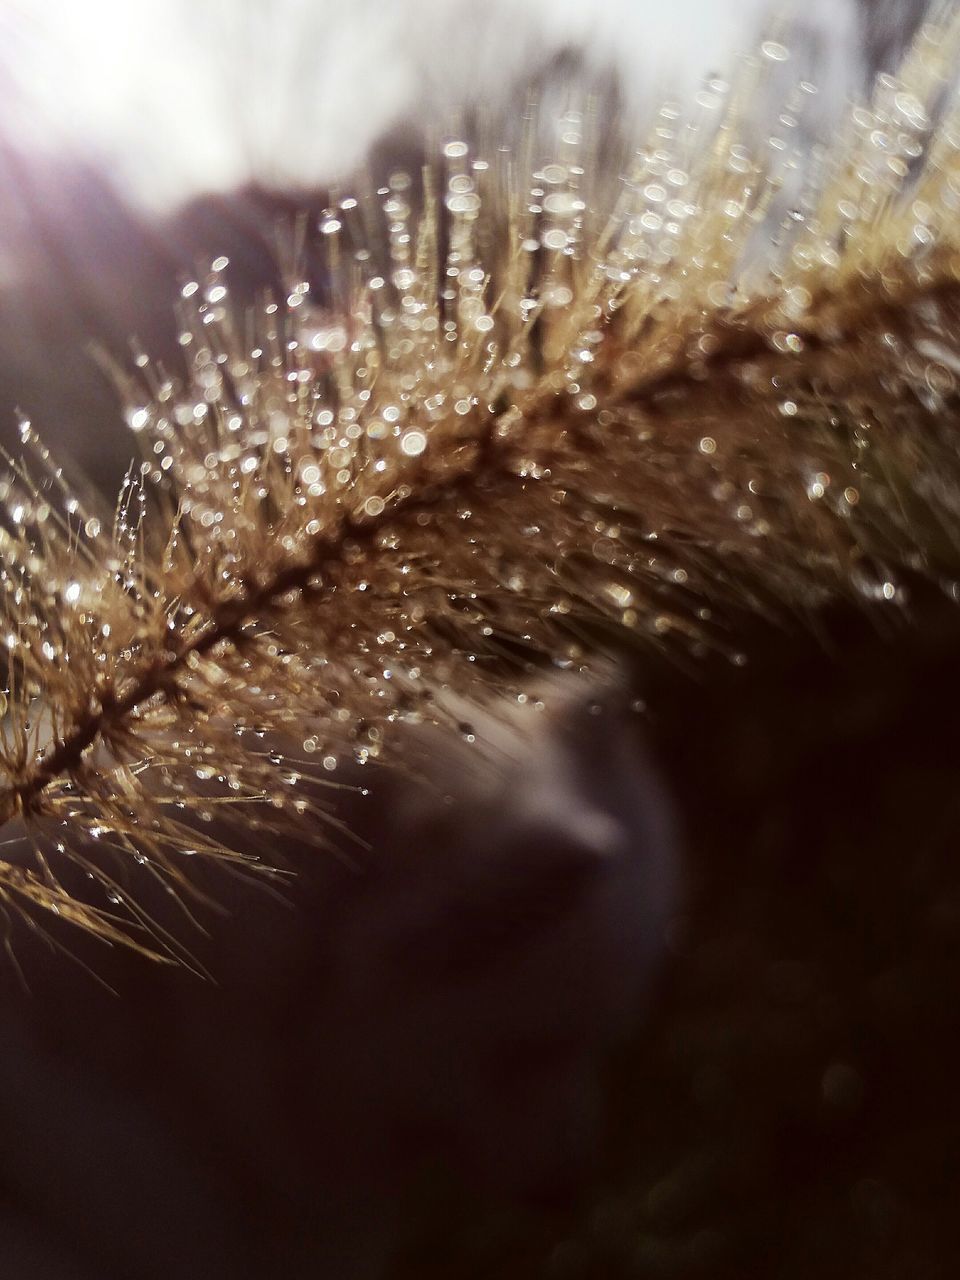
(761, 40), (789, 62)
(400, 430), (427, 457)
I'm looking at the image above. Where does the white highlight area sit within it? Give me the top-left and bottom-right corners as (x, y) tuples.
(0, 0), (861, 214)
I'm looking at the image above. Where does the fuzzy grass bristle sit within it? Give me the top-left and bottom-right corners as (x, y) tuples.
(2, 10), (960, 952)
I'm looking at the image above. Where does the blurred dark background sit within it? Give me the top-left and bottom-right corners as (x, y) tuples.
(3, 587), (960, 1279)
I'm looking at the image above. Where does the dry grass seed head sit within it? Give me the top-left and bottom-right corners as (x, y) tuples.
(2, 10), (960, 951)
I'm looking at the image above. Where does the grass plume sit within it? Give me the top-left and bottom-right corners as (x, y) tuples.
(2, 10), (960, 951)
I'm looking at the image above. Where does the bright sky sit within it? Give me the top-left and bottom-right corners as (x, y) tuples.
(0, 0), (861, 212)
